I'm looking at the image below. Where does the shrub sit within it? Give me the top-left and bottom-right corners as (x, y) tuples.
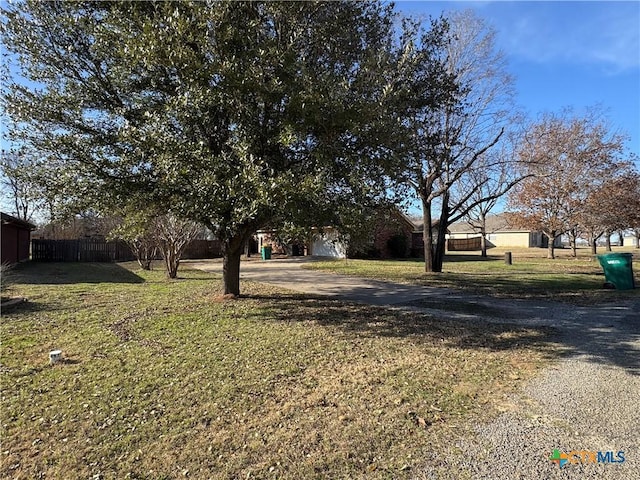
(387, 233), (408, 258)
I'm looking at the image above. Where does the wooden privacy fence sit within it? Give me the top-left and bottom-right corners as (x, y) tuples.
(31, 238), (223, 262)
(181, 239), (222, 259)
(447, 237), (482, 251)
(32, 239), (135, 262)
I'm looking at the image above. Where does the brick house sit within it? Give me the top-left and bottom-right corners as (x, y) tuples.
(365, 208), (416, 258)
(256, 207), (419, 259)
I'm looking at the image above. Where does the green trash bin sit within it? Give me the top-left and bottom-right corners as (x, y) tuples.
(261, 245), (272, 260)
(597, 253), (635, 290)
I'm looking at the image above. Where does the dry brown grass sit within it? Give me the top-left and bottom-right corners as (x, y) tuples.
(1, 262), (560, 479)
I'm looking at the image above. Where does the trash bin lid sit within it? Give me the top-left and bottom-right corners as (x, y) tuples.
(597, 252), (634, 266)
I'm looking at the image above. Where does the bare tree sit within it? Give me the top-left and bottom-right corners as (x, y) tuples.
(154, 214), (202, 279)
(509, 109), (627, 259)
(457, 132), (526, 257)
(397, 10), (516, 271)
(109, 210), (201, 276)
(579, 167), (640, 254)
(108, 211), (158, 270)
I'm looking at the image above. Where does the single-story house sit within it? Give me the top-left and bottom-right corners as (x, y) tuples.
(447, 213), (562, 249)
(622, 232), (639, 248)
(257, 207), (419, 259)
(1, 212), (36, 264)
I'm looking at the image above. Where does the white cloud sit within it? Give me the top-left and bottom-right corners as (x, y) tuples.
(491, 2), (640, 73)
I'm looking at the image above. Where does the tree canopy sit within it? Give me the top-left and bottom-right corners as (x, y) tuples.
(508, 108), (629, 258)
(3, 1), (450, 294)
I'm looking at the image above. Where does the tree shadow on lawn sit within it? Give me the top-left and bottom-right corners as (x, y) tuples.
(366, 255), (495, 264)
(244, 292), (640, 376)
(244, 292), (559, 354)
(12, 262), (145, 285)
(419, 271), (634, 299)
(0, 299), (54, 316)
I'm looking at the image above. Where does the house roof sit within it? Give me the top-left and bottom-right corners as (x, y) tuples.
(394, 209), (421, 232)
(1, 212), (36, 230)
(448, 213), (529, 234)
(410, 220), (450, 234)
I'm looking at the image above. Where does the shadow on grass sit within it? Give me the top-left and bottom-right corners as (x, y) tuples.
(366, 254), (528, 264)
(12, 262), (145, 285)
(243, 291), (640, 376)
(0, 299), (53, 316)
(416, 271), (623, 299)
(444, 254), (497, 263)
(244, 292), (558, 353)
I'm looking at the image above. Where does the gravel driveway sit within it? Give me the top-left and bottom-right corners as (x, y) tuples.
(188, 258), (640, 479)
(417, 296), (640, 480)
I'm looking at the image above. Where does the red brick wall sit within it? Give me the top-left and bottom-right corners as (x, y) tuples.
(372, 211), (414, 258)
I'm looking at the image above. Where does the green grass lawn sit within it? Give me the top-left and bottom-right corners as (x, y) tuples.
(304, 247), (640, 304)
(1, 262), (559, 479)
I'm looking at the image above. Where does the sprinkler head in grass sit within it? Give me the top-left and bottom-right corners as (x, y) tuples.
(49, 350), (62, 365)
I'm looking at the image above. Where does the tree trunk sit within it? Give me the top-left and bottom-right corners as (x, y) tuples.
(164, 242), (179, 278)
(135, 248), (151, 270)
(618, 231), (624, 247)
(480, 233), (487, 258)
(546, 231), (556, 259)
(134, 243), (156, 270)
(636, 232), (640, 249)
(432, 192), (450, 273)
(480, 212), (487, 258)
(422, 198), (434, 272)
(568, 228), (577, 257)
(138, 257), (152, 270)
(222, 235), (244, 296)
(591, 239), (597, 255)
(605, 233), (612, 252)
(432, 230), (446, 271)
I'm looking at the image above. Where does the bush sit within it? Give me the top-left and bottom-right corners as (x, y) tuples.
(387, 234), (408, 258)
(347, 246), (381, 259)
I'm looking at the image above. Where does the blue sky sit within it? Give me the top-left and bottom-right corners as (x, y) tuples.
(396, 1), (640, 161)
(2, 1), (638, 220)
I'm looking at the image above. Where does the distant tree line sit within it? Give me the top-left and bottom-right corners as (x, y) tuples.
(507, 108), (639, 259)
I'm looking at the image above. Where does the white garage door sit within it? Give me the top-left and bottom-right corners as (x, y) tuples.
(311, 231), (346, 258)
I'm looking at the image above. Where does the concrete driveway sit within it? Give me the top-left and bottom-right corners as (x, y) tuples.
(186, 256), (461, 306)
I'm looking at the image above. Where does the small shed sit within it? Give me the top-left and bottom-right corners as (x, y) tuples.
(1, 212), (36, 264)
